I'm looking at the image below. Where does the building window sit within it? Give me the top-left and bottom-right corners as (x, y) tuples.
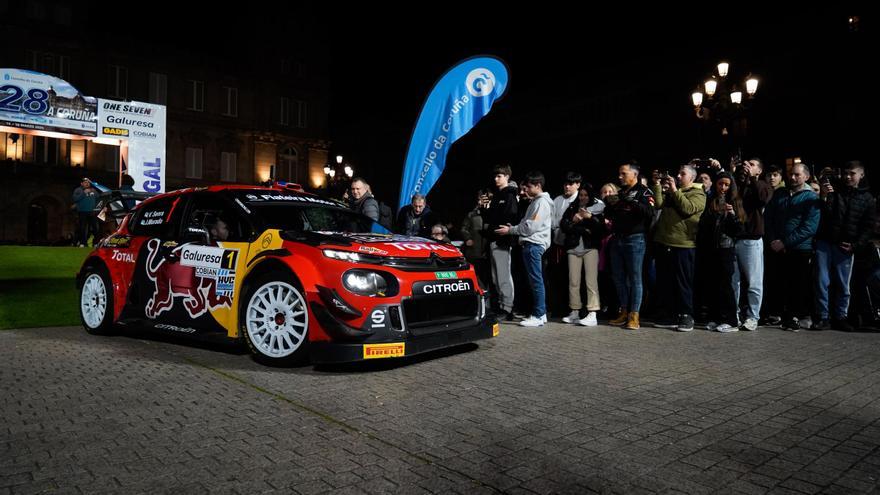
(104, 144), (119, 171)
(222, 87), (237, 117)
(278, 146), (298, 182)
(185, 147), (203, 179)
(296, 100), (307, 128)
(27, 50), (69, 80)
(58, 55), (70, 81)
(26, 1), (46, 20)
(149, 73), (167, 105)
(220, 152), (237, 182)
(108, 65), (128, 99)
(187, 80), (205, 112)
(279, 97), (290, 126)
(53, 4), (72, 25)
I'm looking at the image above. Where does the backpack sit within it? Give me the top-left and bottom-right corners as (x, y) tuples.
(378, 202), (394, 231)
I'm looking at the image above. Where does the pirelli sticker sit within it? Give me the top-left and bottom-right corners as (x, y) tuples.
(363, 342), (405, 359)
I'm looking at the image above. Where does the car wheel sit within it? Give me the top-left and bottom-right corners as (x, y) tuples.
(241, 273), (310, 365)
(80, 266), (115, 335)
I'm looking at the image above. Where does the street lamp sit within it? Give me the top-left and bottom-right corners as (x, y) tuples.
(325, 154), (354, 184)
(691, 61), (759, 136)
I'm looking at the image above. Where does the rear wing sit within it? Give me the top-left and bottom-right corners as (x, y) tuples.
(94, 190), (155, 220)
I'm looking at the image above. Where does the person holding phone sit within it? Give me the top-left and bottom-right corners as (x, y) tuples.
(650, 164), (706, 332)
(697, 172), (746, 333)
(812, 161), (876, 331)
(559, 185), (606, 326)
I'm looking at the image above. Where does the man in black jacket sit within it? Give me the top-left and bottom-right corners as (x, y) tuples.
(480, 164), (519, 320)
(395, 194), (435, 238)
(812, 161), (877, 331)
(605, 161), (655, 330)
(349, 178), (380, 222)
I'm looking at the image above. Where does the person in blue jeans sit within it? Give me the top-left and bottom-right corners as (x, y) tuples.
(495, 171), (553, 327)
(732, 159), (773, 331)
(812, 161), (876, 331)
(604, 162), (655, 330)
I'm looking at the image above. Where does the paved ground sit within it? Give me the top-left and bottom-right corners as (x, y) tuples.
(2, 322), (880, 494)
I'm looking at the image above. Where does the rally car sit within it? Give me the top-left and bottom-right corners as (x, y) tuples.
(76, 184), (498, 365)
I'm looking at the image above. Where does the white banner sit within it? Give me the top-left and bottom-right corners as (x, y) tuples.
(98, 99), (167, 193)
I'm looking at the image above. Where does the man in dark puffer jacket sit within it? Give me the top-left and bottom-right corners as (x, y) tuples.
(812, 161), (877, 331)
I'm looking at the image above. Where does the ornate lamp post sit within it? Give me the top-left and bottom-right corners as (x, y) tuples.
(691, 61), (760, 136)
(323, 154), (354, 199)
(324, 154), (354, 184)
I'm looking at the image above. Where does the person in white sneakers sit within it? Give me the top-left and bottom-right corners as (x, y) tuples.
(496, 171), (553, 327)
(559, 184), (605, 326)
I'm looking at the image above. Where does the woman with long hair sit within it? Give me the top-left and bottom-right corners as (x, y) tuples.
(560, 185), (605, 326)
(697, 172), (746, 332)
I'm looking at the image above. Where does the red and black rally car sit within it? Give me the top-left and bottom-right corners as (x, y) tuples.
(76, 184), (498, 365)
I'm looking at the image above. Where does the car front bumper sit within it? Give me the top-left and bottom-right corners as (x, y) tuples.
(309, 317), (499, 364)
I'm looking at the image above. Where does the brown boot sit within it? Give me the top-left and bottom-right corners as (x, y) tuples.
(625, 312), (640, 330)
(609, 310), (628, 326)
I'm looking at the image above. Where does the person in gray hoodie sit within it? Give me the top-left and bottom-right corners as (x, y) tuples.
(495, 171), (553, 327)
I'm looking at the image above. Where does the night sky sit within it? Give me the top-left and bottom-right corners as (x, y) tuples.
(321, 7), (868, 220)
(84, 4), (869, 222)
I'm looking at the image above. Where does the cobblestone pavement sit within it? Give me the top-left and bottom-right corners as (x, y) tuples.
(2, 322), (880, 494)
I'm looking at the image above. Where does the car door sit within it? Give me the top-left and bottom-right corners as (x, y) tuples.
(173, 192), (255, 336)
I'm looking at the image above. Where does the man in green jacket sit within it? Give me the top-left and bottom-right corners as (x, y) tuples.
(651, 164), (706, 331)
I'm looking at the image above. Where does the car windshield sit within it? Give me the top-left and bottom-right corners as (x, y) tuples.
(250, 204), (390, 234)
(229, 190), (391, 234)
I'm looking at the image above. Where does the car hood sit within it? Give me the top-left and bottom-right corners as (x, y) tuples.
(282, 231), (464, 258)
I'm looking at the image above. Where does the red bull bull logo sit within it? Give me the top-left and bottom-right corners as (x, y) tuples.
(144, 238), (232, 319)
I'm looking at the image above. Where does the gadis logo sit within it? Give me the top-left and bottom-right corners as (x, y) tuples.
(465, 68), (495, 97)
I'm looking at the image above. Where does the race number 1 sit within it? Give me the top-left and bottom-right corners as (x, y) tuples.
(222, 250), (238, 269)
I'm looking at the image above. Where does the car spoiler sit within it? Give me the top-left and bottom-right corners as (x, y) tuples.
(94, 190), (155, 219)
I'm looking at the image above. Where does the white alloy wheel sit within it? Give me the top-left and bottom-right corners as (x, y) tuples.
(245, 281), (308, 358)
(81, 273), (108, 329)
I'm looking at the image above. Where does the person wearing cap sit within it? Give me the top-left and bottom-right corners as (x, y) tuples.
(72, 177), (99, 247)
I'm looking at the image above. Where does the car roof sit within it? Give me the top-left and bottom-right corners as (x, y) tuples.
(135, 183), (319, 210)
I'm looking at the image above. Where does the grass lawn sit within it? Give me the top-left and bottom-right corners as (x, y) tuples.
(0, 246), (91, 329)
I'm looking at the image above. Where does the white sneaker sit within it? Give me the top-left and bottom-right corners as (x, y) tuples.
(519, 316), (545, 327)
(579, 312), (598, 327)
(716, 323), (739, 333)
(798, 318), (813, 330)
(706, 321), (718, 331)
(742, 318), (758, 331)
(541, 314), (547, 324)
(562, 310), (580, 324)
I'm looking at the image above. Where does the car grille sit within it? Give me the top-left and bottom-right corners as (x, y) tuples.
(402, 293), (479, 330)
(367, 255), (470, 272)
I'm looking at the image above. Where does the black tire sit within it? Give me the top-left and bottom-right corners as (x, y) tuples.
(79, 265), (116, 335)
(240, 271), (310, 366)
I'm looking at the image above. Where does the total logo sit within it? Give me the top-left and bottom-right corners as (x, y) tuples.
(111, 250), (136, 263)
(466, 68), (496, 97)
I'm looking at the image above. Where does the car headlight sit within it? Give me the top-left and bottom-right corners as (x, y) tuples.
(323, 249), (360, 262)
(342, 269), (387, 296)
